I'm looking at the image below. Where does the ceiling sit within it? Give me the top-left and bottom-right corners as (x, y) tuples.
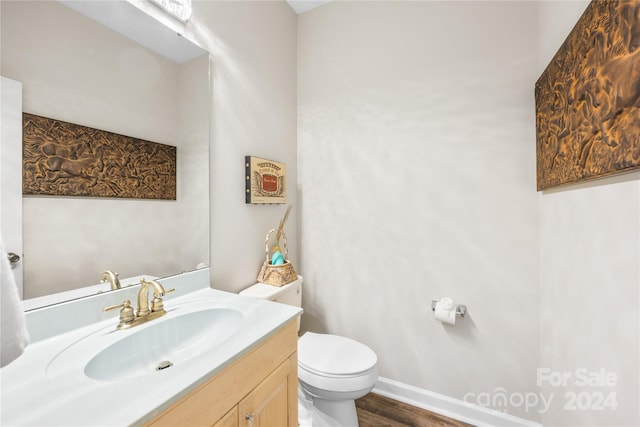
(59, 0), (205, 63)
(287, 0), (331, 14)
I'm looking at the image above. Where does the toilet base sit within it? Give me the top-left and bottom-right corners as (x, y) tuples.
(299, 385), (361, 427)
(312, 397), (359, 427)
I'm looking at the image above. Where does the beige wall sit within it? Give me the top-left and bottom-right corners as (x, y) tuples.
(298, 1), (540, 419)
(185, 1), (298, 292)
(538, 2), (640, 426)
(1, 1), (209, 298)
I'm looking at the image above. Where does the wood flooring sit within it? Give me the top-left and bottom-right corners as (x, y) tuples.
(355, 393), (473, 427)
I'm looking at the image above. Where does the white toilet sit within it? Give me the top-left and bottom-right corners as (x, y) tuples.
(240, 276), (378, 427)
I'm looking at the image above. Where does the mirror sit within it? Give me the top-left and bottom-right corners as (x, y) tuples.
(0, 0), (210, 309)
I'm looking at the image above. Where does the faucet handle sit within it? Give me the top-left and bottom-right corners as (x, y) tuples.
(104, 300), (135, 325)
(150, 288), (175, 313)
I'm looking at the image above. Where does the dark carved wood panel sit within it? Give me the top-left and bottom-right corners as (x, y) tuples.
(23, 113), (176, 199)
(535, 0), (640, 191)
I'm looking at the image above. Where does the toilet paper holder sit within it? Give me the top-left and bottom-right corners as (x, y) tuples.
(431, 300), (467, 318)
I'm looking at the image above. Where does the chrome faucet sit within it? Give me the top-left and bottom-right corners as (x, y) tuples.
(100, 270), (121, 290)
(104, 278), (174, 330)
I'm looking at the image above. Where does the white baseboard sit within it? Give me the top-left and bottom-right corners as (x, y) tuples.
(372, 377), (542, 427)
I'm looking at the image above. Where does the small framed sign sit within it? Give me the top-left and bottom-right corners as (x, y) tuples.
(245, 156), (286, 204)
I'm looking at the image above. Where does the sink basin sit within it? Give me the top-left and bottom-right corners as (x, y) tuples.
(48, 306), (244, 382)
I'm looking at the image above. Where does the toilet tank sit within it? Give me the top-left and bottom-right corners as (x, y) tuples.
(240, 276), (303, 331)
(239, 276), (303, 307)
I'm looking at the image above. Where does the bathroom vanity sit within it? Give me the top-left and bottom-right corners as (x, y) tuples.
(0, 271), (301, 426)
(148, 320), (298, 426)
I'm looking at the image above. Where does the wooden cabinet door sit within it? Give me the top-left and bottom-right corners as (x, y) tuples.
(239, 359), (291, 427)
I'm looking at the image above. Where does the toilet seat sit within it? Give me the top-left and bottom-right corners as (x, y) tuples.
(299, 363), (379, 394)
(299, 332), (377, 375)
(298, 332), (378, 393)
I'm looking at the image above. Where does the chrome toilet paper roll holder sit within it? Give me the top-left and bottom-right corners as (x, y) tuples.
(431, 300), (467, 318)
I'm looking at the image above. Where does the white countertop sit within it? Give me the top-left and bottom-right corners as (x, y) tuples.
(1, 285), (301, 426)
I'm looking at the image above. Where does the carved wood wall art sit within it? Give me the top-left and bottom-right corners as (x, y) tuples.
(23, 113), (176, 200)
(535, 0), (640, 191)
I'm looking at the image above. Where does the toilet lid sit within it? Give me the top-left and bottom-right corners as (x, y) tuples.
(298, 332), (377, 376)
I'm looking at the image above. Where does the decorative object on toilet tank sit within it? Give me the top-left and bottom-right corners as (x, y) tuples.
(256, 228), (297, 286)
(271, 205), (293, 265)
(22, 113), (176, 199)
(535, 0), (640, 191)
(256, 207), (297, 287)
(245, 156), (286, 204)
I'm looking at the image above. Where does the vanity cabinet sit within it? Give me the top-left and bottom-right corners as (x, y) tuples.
(146, 320), (298, 427)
